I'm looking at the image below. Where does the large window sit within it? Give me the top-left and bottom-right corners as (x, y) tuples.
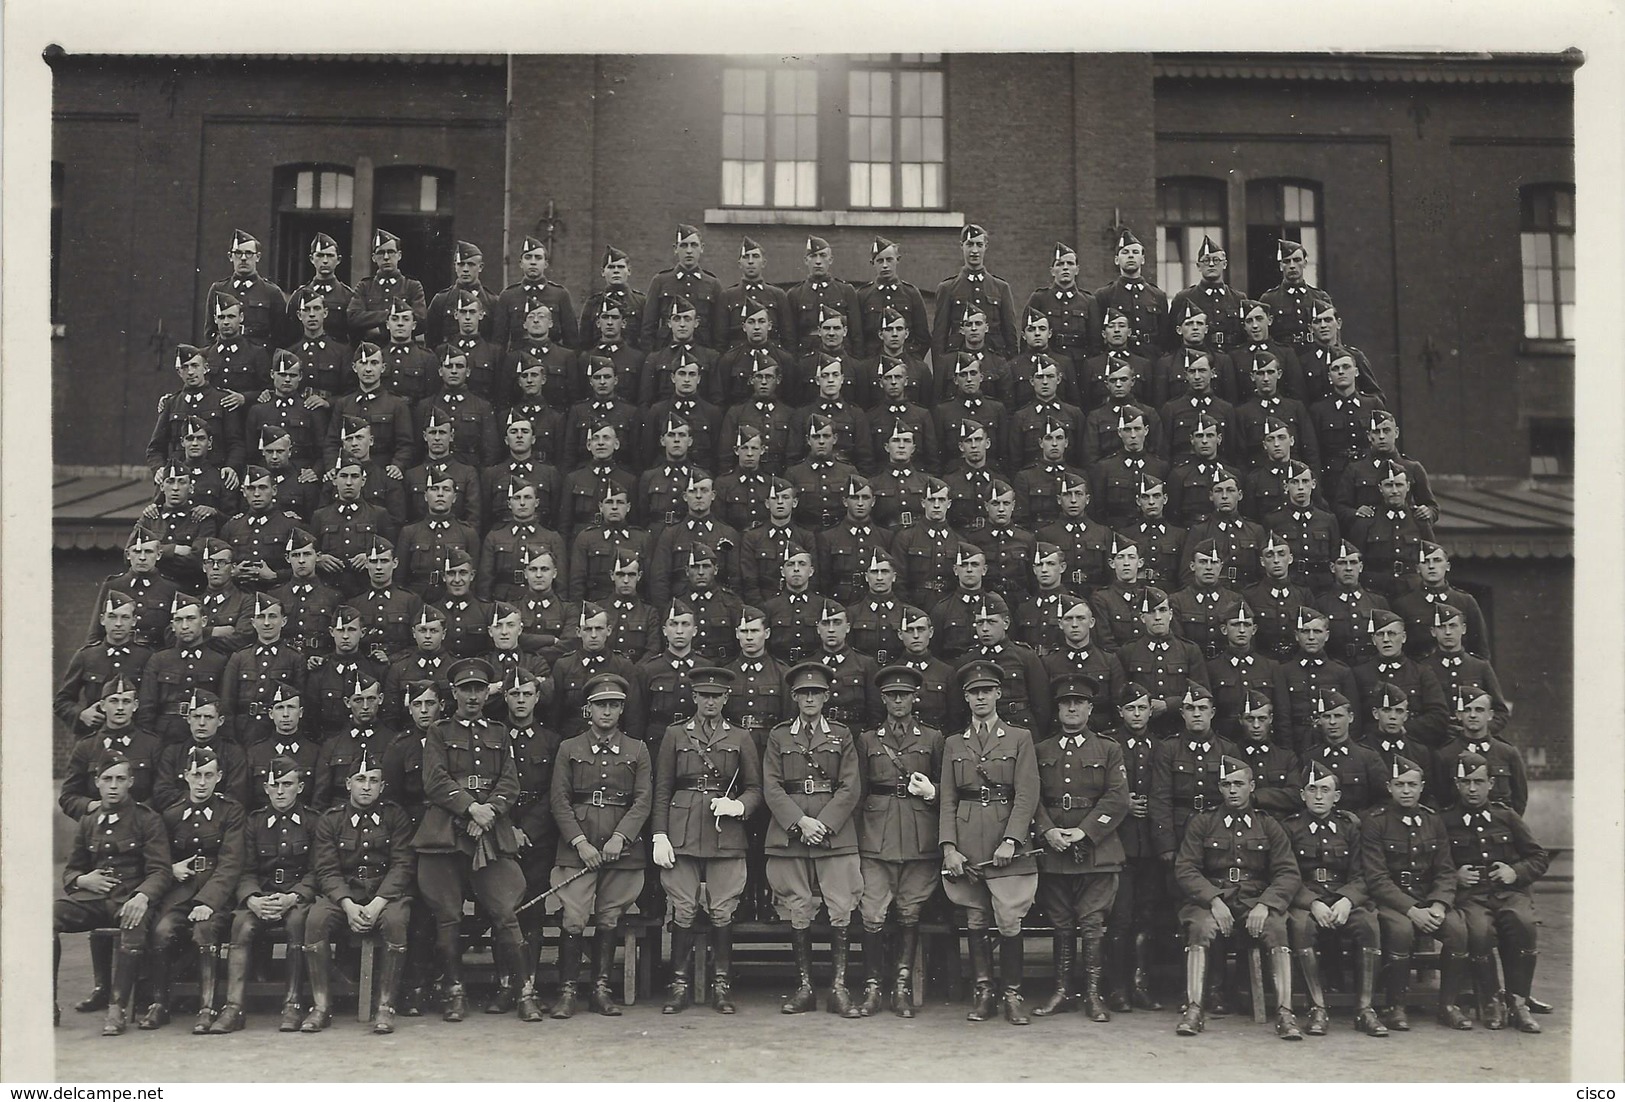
(374, 166), (455, 287)
(1246, 179), (1323, 293)
(1520, 184), (1575, 341)
(720, 55), (946, 212)
(273, 164), (355, 289)
(1157, 177), (1226, 292)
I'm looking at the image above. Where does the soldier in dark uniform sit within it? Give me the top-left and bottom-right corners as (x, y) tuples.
(929, 543), (993, 661)
(1237, 359), (1320, 476)
(786, 416), (859, 533)
(1235, 299), (1309, 401)
(959, 593), (1051, 738)
(1035, 475), (1114, 596)
(140, 745), (247, 1033)
(418, 351), (500, 468)
(1279, 608), (1359, 755)
(1366, 681), (1442, 806)
(287, 232), (354, 346)
(636, 601), (700, 753)
(477, 483), (565, 605)
(715, 238), (789, 356)
(1172, 754), (1304, 1040)
(1012, 542), (1075, 659)
(580, 246), (648, 352)
(599, 553), (660, 662)
(242, 683), (320, 811)
(1303, 690), (1389, 816)
(864, 322), (936, 452)
(483, 413), (565, 534)
(1244, 534), (1314, 662)
(564, 355), (641, 472)
(1179, 468), (1266, 591)
(246, 350), (329, 473)
(939, 421), (1000, 536)
(783, 235), (860, 359)
(206, 229), (288, 352)
(434, 288), (508, 407)
(148, 346), (246, 477)
(60, 678), (161, 828)
(813, 603), (881, 733)
(1422, 605), (1510, 740)
(1103, 683), (1164, 1013)
(719, 362), (797, 478)
(1359, 754), (1467, 1032)
(714, 426), (775, 532)
(1125, 478), (1189, 597)
(53, 753), (172, 1034)
(1284, 762), (1387, 1036)
(1039, 596), (1127, 725)
(1232, 692), (1302, 819)
(642, 225), (724, 352)
(1030, 674), (1130, 1022)
(374, 297), (437, 406)
(548, 601), (641, 741)
(932, 224), (1018, 363)
(489, 235), (574, 352)
(320, 344), (414, 473)
(1088, 536), (1146, 652)
(1118, 588), (1210, 739)
(136, 593), (229, 748)
(346, 229), (428, 348)
(195, 539), (253, 654)
(311, 673), (396, 811)
(1170, 235), (1248, 357)
(650, 668), (763, 1014)
(285, 289), (354, 405)
(301, 749), (416, 1033)
(425, 240), (499, 349)
(219, 465), (302, 592)
(1444, 752), (1549, 1033)
(1165, 417), (1229, 529)
(1354, 610), (1451, 749)
(547, 673), (653, 1017)
(1090, 411), (1167, 531)
(640, 297), (722, 410)
(209, 756), (316, 1034)
(1333, 407), (1438, 533)
(791, 349), (873, 470)
(647, 474), (740, 606)
(889, 478), (958, 610)
(567, 485), (648, 604)
(1207, 596), (1291, 733)
(855, 236), (931, 360)
(1348, 464), (1435, 602)
(1310, 352), (1388, 492)
(1090, 227), (1169, 361)
(1150, 684), (1240, 865)
(1257, 239), (1333, 361)
(58, 592), (154, 740)
(220, 591), (306, 746)
(1434, 688), (1527, 815)
(1156, 303), (1244, 409)
(938, 660), (1042, 1024)
(762, 661), (865, 1016)
(1302, 302), (1386, 404)
(849, 665), (943, 1017)
(846, 550), (907, 665)
(1023, 241), (1096, 363)
(1081, 353), (1160, 465)
(1169, 540), (1246, 662)
(1011, 418), (1082, 532)
(1394, 541), (1492, 662)
(817, 476), (892, 606)
(1315, 541), (1388, 666)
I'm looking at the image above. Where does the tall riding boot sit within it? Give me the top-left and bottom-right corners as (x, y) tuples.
(711, 925), (737, 1014)
(550, 932), (582, 1019)
(485, 938), (525, 1016)
(1352, 948), (1388, 1036)
(893, 925), (918, 1019)
(373, 946), (407, 1034)
(103, 946), (143, 1037)
(965, 932), (997, 1021)
(782, 928), (818, 1014)
(137, 941), (172, 1031)
(278, 945), (307, 1032)
(1473, 952), (1507, 1030)
(300, 943), (333, 1032)
(1205, 943), (1234, 1016)
(590, 925), (622, 1016)
(1436, 952), (1474, 1030)
(1176, 946), (1206, 1036)
(999, 936), (1029, 1025)
(1080, 934), (1111, 1022)
(1506, 949), (1541, 1033)
(439, 926), (467, 1022)
(400, 918), (436, 1017)
(77, 934), (113, 1013)
(828, 925), (859, 1018)
(1131, 930), (1163, 1011)
(1271, 948), (1304, 1040)
(191, 942), (220, 1034)
(857, 927), (887, 1017)
(663, 926), (694, 1014)
(1032, 934), (1075, 1016)
(1297, 947), (1328, 1036)
(1104, 931), (1132, 1013)
(516, 939), (546, 1023)
(209, 944), (250, 1033)
(1378, 952), (1411, 1031)
(53, 937), (62, 1026)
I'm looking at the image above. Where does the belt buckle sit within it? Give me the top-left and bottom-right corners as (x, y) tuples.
(1397, 870), (1415, 887)
(273, 868), (287, 886)
(1314, 868), (1330, 883)
(802, 778), (817, 795)
(191, 855), (207, 873)
(590, 790), (607, 808)
(178, 701), (193, 718)
(1192, 794), (1207, 811)
(978, 785), (991, 805)
(899, 512), (913, 528)
(467, 774), (484, 790)
(1227, 867), (1242, 883)
(1070, 569), (1086, 586)
(894, 785), (910, 799)
(1060, 793), (1074, 812)
(875, 649), (890, 664)
(512, 570), (525, 585)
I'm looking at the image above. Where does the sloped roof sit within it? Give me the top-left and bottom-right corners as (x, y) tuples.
(1154, 51), (1580, 86)
(1429, 477), (1572, 560)
(53, 471), (157, 551)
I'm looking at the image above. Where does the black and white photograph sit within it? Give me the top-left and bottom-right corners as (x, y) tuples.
(5, 1), (1622, 1089)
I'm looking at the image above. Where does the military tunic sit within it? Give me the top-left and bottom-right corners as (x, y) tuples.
(1034, 731), (1131, 934)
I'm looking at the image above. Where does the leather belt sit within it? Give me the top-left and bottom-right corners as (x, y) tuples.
(957, 783), (1015, 804)
(734, 714), (767, 729)
(573, 789), (632, 808)
(867, 783), (912, 798)
(1396, 870), (1416, 888)
(1175, 795), (1211, 812)
(1044, 794), (1095, 813)
(268, 864), (305, 887)
(675, 777), (727, 794)
(161, 703), (195, 717)
(1313, 867), (1331, 884)
(183, 855), (214, 875)
(786, 779), (835, 795)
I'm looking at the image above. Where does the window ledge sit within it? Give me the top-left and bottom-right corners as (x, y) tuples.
(704, 208), (967, 229)
(1519, 338), (1574, 357)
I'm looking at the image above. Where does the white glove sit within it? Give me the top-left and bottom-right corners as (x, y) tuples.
(906, 772), (937, 800)
(652, 833), (676, 868)
(709, 797), (747, 818)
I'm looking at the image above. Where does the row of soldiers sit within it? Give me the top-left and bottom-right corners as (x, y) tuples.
(55, 653), (1547, 1040)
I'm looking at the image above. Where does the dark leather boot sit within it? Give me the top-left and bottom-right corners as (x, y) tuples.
(1176, 946), (1207, 1036)
(1436, 952), (1474, 1030)
(965, 932), (997, 1021)
(1353, 948), (1388, 1036)
(590, 925), (622, 1016)
(300, 942), (333, 1032)
(663, 925), (694, 1014)
(711, 925), (737, 1014)
(136, 942), (172, 1031)
(1508, 992), (1542, 1034)
(999, 936), (1029, 1025)
(1131, 931), (1163, 1011)
(278, 946), (306, 1032)
(209, 943), (249, 1033)
(1080, 934), (1111, 1022)
(103, 946), (142, 1037)
(1105, 931), (1133, 1013)
(827, 925), (859, 1018)
(373, 946), (407, 1034)
(1271, 948), (1304, 1040)
(1378, 952), (1410, 1031)
(439, 927), (467, 1023)
(516, 939), (546, 1023)
(485, 939), (525, 1015)
(1032, 934), (1075, 1017)
(782, 928), (817, 1014)
(1506, 948), (1542, 1033)
(892, 925), (918, 1019)
(1296, 947), (1328, 1036)
(550, 932), (582, 1019)
(1205, 944), (1234, 1017)
(857, 927), (886, 1017)
(1473, 953), (1507, 1030)
(77, 934), (113, 1013)
(191, 943), (220, 1034)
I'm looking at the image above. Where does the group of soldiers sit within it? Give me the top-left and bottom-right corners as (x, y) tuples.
(54, 219), (1550, 1042)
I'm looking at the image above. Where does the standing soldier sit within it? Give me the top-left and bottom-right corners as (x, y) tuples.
(892, 478), (960, 611)
(1024, 241), (1096, 363)
(1279, 608), (1360, 755)
(1030, 675), (1131, 1022)
(580, 246), (649, 352)
(548, 673), (654, 1018)
(1352, 610), (1451, 748)
(1171, 755), (1304, 1040)
(856, 236), (932, 361)
(1170, 235), (1247, 357)
(865, 330), (936, 455)
(1091, 228), (1169, 361)
(761, 661), (865, 1017)
(425, 241), (499, 349)
(1314, 541), (1388, 667)
(938, 661), (1042, 1024)
(347, 230), (428, 347)
(1118, 589), (1210, 739)
(301, 750), (416, 1034)
(287, 232), (354, 345)
(550, 602), (644, 740)
(932, 224), (1018, 363)
(716, 237), (790, 354)
(817, 476), (892, 606)
(642, 225), (725, 352)
(1232, 693), (1301, 819)
(1434, 688), (1527, 816)
(209, 756), (317, 1034)
(499, 668), (563, 1022)
(958, 593), (1052, 739)
(53, 753), (172, 1034)
(650, 667), (763, 1014)
(785, 236), (862, 358)
(494, 235), (578, 352)
(1103, 683), (1164, 1013)
(59, 677), (162, 825)
(847, 550), (908, 665)
(205, 230), (288, 352)
(136, 593), (230, 748)
(724, 607), (792, 922)
(1257, 239), (1333, 360)
(57, 592), (155, 740)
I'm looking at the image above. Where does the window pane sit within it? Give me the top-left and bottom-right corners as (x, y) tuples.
(900, 117), (921, 161)
(922, 117), (943, 161)
(849, 70), (868, 115)
(295, 171), (313, 210)
(1538, 304), (1556, 337)
(850, 163), (869, 208)
(923, 72), (943, 115)
(744, 163), (765, 207)
(774, 69), (795, 112)
(1561, 303), (1575, 336)
(1555, 188), (1573, 227)
(775, 162), (797, 207)
(724, 69), (743, 113)
(797, 71), (817, 113)
(745, 70), (766, 113)
(336, 173), (353, 210)
(922, 164), (942, 208)
(1556, 232), (1574, 268)
(797, 119), (816, 160)
(744, 116), (765, 159)
(1524, 304), (1540, 339)
(870, 72), (892, 116)
(1520, 232), (1537, 268)
(723, 114), (743, 158)
(722, 162), (743, 206)
(849, 117), (868, 161)
(1536, 268), (1553, 301)
(776, 114), (798, 161)
(900, 71), (921, 115)
(920, 53), (942, 64)
(869, 164), (890, 209)
(797, 162), (816, 207)
(901, 163), (921, 209)
(870, 116), (891, 160)
(1522, 267), (1539, 300)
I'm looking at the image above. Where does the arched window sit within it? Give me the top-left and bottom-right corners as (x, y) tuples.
(272, 164), (355, 289)
(374, 166), (456, 287)
(1156, 177), (1227, 291)
(1245, 179), (1323, 293)
(1520, 184), (1575, 341)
